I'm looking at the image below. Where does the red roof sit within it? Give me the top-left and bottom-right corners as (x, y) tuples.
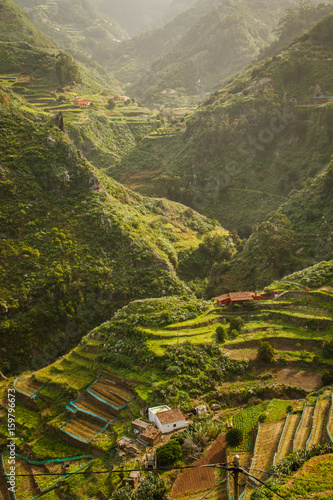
(75, 98), (90, 105)
(141, 425), (161, 439)
(157, 408), (185, 425)
(217, 292), (255, 302)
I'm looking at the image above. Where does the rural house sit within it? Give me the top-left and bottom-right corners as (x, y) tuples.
(131, 419), (150, 435)
(216, 291), (261, 306)
(74, 98), (90, 106)
(148, 405), (186, 434)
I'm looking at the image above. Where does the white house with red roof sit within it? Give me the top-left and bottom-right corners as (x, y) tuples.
(148, 405), (187, 434)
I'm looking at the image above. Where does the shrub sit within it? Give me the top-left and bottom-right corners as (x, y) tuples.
(132, 474), (167, 500)
(216, 325), (227, 343)
(258, 412), (267, 423)
(229, 317), (245, 332)
(322, 339), (333, 358)
(156, 440), (183, 465)
(226, 428), (243, 447)
(257, 341), (275, 363)
(322, 368), (333, 386)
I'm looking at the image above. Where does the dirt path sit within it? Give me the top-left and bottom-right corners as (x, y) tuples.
(171, 434), (226, 498)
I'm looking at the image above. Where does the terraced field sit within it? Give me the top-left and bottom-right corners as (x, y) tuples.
(14, 377), (44, 396)
(3, 455), (38, 500)
(328, 397), (333, 442)
(274, 413), (301, 464)
(251, 420), (285, 476)
(61, 413), (106, 442)
(73, 393), (117, 421)
(171, 434), (226, 498)
(307, 397), (331, 449)
(244, 420), (285, 499)
(88, 377), (133, 409)
(293, 405), (315, 451)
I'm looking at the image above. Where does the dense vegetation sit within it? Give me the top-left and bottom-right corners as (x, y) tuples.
(105, 0), (300, 106)
(0, 86), (223, 372)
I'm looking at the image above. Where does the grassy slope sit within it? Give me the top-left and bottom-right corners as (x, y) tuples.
(1, 290), (332, 498)
(0, 0), (161, 169)
(14, 0), (128, 56)
(98, 0), (198, 36)
(129, 0), (300, 104)
(0, 0), (54, 47)
(113, 14), (333, 240)
(0, 87), (222, 372)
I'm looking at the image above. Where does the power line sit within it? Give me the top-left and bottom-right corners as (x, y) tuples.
(249, 468), (333, 485)
(0, 462), (231, 479)
(198, 475), (229, 500)
(241, 469), (289, 500)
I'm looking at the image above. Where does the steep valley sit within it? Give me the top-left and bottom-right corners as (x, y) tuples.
(0, 1), (333, 499)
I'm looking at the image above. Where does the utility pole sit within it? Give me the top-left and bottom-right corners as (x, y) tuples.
(233, 455), (240, 500)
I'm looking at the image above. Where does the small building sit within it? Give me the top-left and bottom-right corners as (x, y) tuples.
(132, 419), (150, 435)
(117, 437), (132, 449)
(123, 470), (140, 487)
(196, 405), (207, 416)
(216, 291), (261, 306)
(138, 425), (162, 446)
(149, 406), (186, 434)
(148, 405), (171, 425)
(74, 98), (90, 106)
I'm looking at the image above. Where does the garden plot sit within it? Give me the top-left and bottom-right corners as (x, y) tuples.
(251, 420), (285, 478)
(244, 420), (285, 499)
(306, 397), (331, 449)
(293, 405), (315, 450)
(274, 413), (301, 464)
(171, 434), (226, 497)
(61, 412), (107, 443)
(328, 397), (333, 442)
(88, 377), (133, 409)
(3, 454), (38, 500)
(72, 393), (117, 421)
(2, 452), (93, 498)
(14, 376), (45, 397)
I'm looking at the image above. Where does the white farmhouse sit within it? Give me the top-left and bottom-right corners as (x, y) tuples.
(148, 405), (186, 434)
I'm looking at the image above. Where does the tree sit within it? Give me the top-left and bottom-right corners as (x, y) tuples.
(229, 317), (245, 332)
(166, 365), (181, 382)
(56, 52), (81, 86)
(199, 229), (235, 262)
(132, 474), (167, 500)
(156, 440), (182, 465)
(216, 325), (227, 343)
(322, 368), (333, 386)
(226, 428), (243, 447)
(108, 98), (116, 110)
(110, 485), (132, 499)
(322, 339), (333, 358)
(257, 340), (275, 363)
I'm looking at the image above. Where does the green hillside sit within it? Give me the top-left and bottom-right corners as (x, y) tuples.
(1, 287), (332, 499)
(129, 0), (301, 105)
(103, 0), (300, 107)
(97, 0), (198, 36)
(0, 87), (224, 372)
(113, 14), (333, 242)
(0, 0), (166, 171)
(103, 0), (234, 88)
(14, 0), (129, 62)
(0, 0), (54, 47)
